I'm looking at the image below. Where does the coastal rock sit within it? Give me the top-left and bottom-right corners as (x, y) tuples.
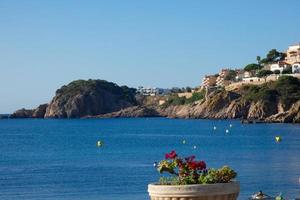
(266, 100), (300, 123)
(10, 108), (34, 118)
(10, 103), (48, 118)
(159, 91), (244, 119)
(0, 114), (10, 119)
(11, 76), (300, 123)
(32, 104), (48, 118)
(194, 91), (241, 118)
(159, 104), (194, 118)
(157, 89), (296, 122)
(90, 106), (160, 118)
(247, 100), (278, 120)
(44, 79), (137, 118)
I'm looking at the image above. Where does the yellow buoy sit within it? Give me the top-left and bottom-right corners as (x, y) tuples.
(97, 140), (104, 147)
(275, 136), (281, 143)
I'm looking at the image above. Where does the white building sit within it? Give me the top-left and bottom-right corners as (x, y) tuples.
(285, 44), (300, 64)
(235, 69), (244, 81)
(243, 70), (256, 78)
(270, 61), (289, 73)
(292, 62), (300, 73)
(242, 77), (264, 83)
(137, 86), (169, 96)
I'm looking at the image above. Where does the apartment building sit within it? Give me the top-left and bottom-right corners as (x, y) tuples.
(201, 75), (217, 88)
(285, 44), (300, 64)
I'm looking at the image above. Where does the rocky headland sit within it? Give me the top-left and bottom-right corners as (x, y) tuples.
(9, 76), (300, 123)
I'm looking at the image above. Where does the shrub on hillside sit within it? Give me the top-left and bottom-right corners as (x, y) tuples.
(162, 91), (205, 107)
(242, 76), (300, 108)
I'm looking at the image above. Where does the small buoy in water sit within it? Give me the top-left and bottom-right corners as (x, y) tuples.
(193, 145), (197, 149)
(182, 140), (186, 144)
(96, 140), (104, 147)
(275, 136), (282, 143)
(213, 126), (217, 130)
(229, 124), (233, 128)
(225, 129), (229, 133)
(153, 162), (157, 168)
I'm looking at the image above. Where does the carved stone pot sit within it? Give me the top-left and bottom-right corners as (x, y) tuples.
(148, 182), (240, 200)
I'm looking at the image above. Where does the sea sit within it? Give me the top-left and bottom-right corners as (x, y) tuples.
(0, 118), (299, 200)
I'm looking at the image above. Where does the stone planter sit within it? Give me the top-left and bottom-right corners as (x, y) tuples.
(148, 181), (240, 200)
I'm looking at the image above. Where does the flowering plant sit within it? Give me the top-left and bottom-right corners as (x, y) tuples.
(156, 150), (237, 185)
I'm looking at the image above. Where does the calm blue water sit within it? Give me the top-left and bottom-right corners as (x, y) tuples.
(0, 118), (299, 200)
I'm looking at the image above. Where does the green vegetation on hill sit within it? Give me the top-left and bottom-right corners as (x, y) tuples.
(282, 66), (292, 74)
(56, 79), (137, 104)
(242, 84), (277, 103)
(162, 91), (205, 107)
(256, 70), (273, 78)
(244, 63), (263, 72)
(259, 49), (286, 64)
(244, 49), (286, 74)
(241, 76), (300, 108)
(275, 76), (300, 107)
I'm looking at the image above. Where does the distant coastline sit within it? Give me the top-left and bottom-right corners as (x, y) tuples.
(4, 42), (300, 123)
(0, 114), (10, 119)
(6, 75), (300, 123)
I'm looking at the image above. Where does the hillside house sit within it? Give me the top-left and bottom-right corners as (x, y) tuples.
(137, 87), (169, 96)
(285, 44), (300, 64)
(243, 70), (256, 78)
(270, 61), (289, 73)
(235, 69), (244, 81)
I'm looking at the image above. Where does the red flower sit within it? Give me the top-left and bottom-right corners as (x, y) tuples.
(185, 155), (195, 162)
(188, 160), (206, 170)
(188, 161), (198, 170)
(165, 150), (177, 159)
(176, 158), (183, 168)
(197, 161), (206, 170)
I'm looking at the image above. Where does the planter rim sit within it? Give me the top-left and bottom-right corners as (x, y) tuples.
(148, 181), (240, 197)
(148, 181), (239, 187)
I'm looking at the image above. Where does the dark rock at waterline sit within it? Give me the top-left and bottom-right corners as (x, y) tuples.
(0, 114), (10, 119)
(32, 104), (48, 118)
(88, 106), (161, 118)
(10, 108), (34, 118)
(10, 103), (48, 118)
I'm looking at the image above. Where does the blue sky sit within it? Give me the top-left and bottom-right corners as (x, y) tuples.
(0, 0), (300, 113)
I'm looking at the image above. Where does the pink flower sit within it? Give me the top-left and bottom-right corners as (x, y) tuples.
(165, 150), (177, 159)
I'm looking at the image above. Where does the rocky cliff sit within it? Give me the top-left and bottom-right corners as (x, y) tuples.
(155, 76), (300, 123)
(10, 76), (300, 123)
(44, 80), (137, 118)
(90, 76), (300, 123)
(10, 104), (48, 118)
(87, 106), (160, 118)
(11, 79), (137, 118)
